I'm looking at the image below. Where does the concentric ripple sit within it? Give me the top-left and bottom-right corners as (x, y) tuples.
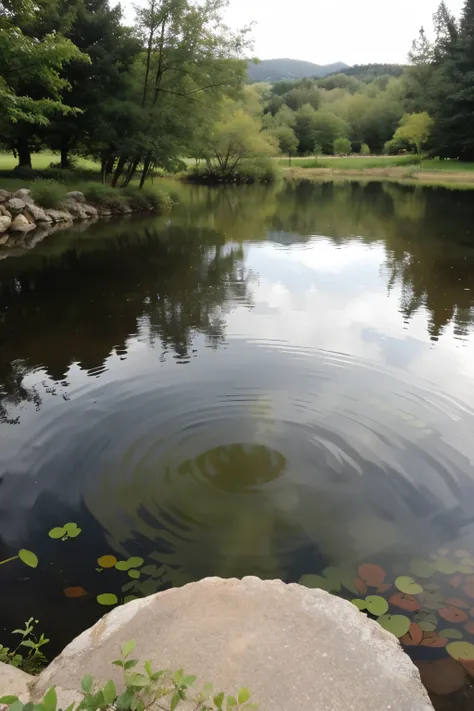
(2, 340), (474, 600)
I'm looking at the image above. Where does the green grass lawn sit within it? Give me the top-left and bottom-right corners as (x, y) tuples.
(0, 151), (100, 172)
(277, 155), (474, 171)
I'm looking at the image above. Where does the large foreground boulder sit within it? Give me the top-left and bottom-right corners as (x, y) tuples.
(33, 577), (433, 711)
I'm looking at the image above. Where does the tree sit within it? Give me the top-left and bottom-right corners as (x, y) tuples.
(111, 0), (251, 188)
(46, 0), (141, 170)
(205, 98), (277, 175)
(333, 137), (351, 155)
(0, 0), (88, 166)
(431, 0), (474, 160)
(393, 112), (434, 160)
(361, 142), (370, 155)
(271, 125), (298, 164)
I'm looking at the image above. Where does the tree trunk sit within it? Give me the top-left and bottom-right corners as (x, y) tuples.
(60, 143), (70, 169)
(16, 139), (32, 169)
(122, 158), (140, 187)
(112, 156), (127, 187)
(139, 153), (152, 189)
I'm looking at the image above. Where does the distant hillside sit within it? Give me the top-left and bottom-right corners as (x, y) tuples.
(327, 63), (405, 82)
(248, 58), (349, 83)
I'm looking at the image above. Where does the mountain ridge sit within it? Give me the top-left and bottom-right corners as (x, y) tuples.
(247, 58), (349, 82)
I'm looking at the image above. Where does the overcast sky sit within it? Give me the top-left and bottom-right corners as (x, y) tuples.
(123, 0), (466, 66)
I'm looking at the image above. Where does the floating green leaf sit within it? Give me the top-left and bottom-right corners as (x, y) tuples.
(365, 595), (389, 616)
(128, 570), (140, 580)
(351, 599), (367, 610)
(298, 574), (333, 592)
(123, 595), (138, 604)
(97, 593), (118, 606)
(48, 527), (66, 539)
(395, 576), (423, 595)
(439, 629), (463, 640)
(446, 641), (474, 661)
(115, 557), (144, 572)
(410, 560), (435, 579)
(378, 614), (411, 638)
(115, 561), (130, 572)
(63, 523), (82, 539)
(127, 557), (144, 569)
(424, 583), (440, 591)
(419, 621), (437, 632)
(434, 558), (458, 575)
(18, 549), (38, 568)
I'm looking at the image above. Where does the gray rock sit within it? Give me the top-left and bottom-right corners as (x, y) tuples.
(13, 188), (33, 203)
(0, 216), (12, 233)
(10, 214), (35, 232)
(66, 191), (86, 203)
(65, 199), (88, 220)
(23, 203), (52, 223)
(82, 203), (98, 218)
(34, 578), (433, 711)
(97, 207), (112, 216)
(0, 205), (11, 218)
(46, 208), (73, 223)
(6, 198), (26, 214)
(0, 235), (9, 245)
(0, 661), (33, 701)
(0, 189), (11, 203)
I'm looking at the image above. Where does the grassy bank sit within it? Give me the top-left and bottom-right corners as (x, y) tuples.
(277, 156), (474, 188)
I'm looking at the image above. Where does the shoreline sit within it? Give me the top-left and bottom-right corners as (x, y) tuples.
(282, 165), (474, 189)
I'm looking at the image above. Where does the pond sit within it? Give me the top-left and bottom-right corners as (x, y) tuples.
(1, 179), (474, 707)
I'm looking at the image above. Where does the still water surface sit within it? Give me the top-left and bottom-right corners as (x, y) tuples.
(1, 180), (474, 706)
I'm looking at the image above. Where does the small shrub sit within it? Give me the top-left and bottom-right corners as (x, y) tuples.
(333, 137), (352, 155)
(122, 186), (171, 213)
(0, 640), (257, 711)
(360, 143), (371, 156)
(81, 183), (127, 211)
(31, 180), (68, 209)
(187, 158), (278, 184)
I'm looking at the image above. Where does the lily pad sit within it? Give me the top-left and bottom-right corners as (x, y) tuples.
(446, 641), (474, 661)
(434, 558), (458, 575)
(378, 614), (411, 638)
(419, 621), (437, 632)
(358, 563), (386, 588)
(354, 578), (368, 596)
(401, 622), (423, 646)
(463, 583), (474, 600)
(48, 527), (66, 539)
(351, 599), (367, 610)
(115, 557), (145, 572)
(439, 606), (468, 623)
(439, 628), (463, 640)
(365, 595), (389, 616)
(97, 555), (117, 569)
(410, 560), (435, 579)
(63, 523), (82, 538)
(395, 576), (423, 595)
(389, 593), (420, 612)
(127, 557), (144, 569)
(97, 593), (118, 606)
(18, 549), (38, 568)
(128, 569), (140, 580)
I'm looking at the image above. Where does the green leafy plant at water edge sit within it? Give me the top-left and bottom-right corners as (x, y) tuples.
(31, 180), (68, 209)
(0, 640), (257, 711)
(0, 618), (49, 675)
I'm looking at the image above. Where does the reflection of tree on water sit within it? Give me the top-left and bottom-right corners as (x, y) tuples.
(0, 224), (253, 420)
(0, 360), (41, 424)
